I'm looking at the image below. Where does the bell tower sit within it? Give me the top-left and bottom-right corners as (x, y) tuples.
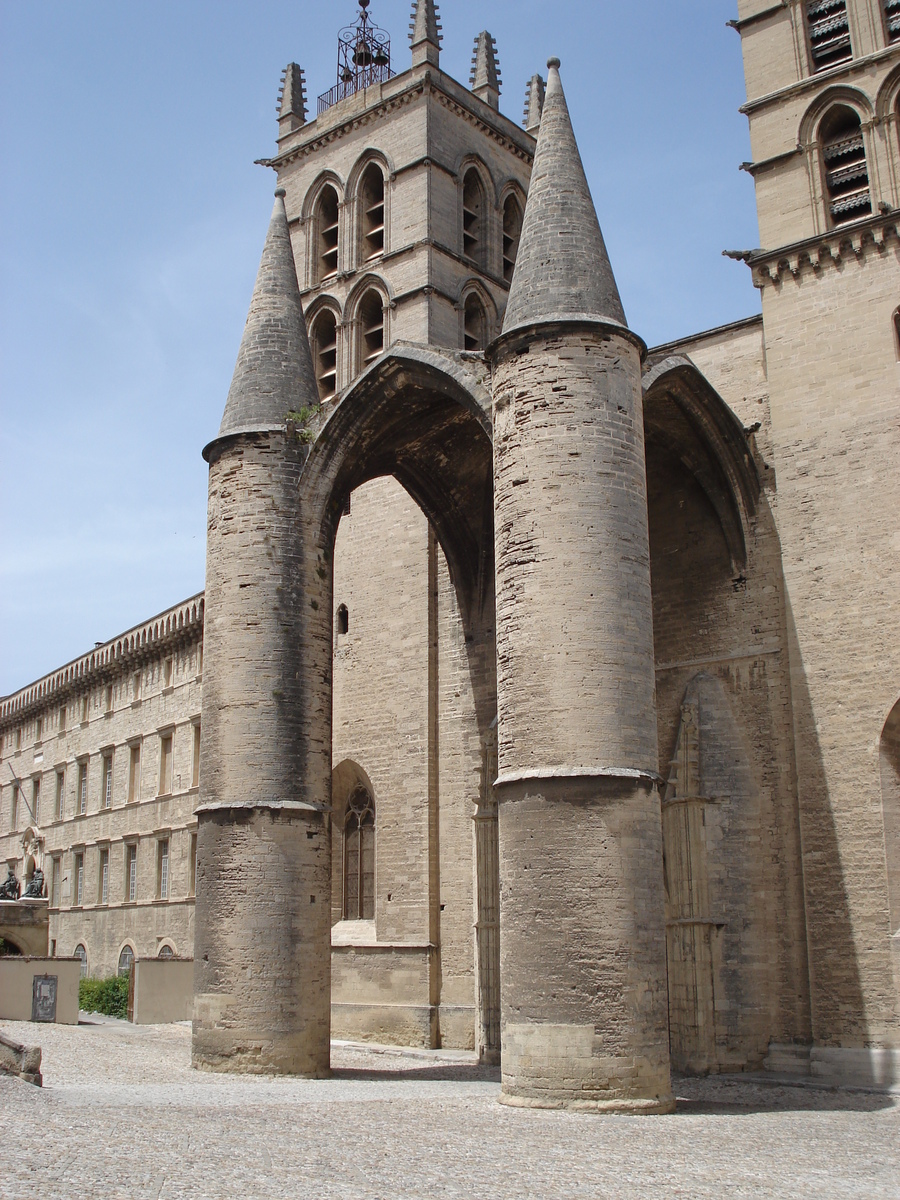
(734, 0), (900, 1054)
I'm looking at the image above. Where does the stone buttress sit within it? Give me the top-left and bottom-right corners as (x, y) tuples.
(193, 191), (331, 1075)
(490, 61), (674, 1112)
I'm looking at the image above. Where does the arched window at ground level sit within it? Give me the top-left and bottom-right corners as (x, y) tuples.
(118, 944), (135, 977)
(74, 943), (88, 977)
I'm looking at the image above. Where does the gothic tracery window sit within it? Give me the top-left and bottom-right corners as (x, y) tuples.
(821, 106), (871, 226)
(343, 786), (375, 921)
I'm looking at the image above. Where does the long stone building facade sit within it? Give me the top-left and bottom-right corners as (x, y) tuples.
(1, 0), (899, 1106)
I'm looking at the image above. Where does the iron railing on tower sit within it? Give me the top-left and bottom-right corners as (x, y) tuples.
(318, 0), (394, 116)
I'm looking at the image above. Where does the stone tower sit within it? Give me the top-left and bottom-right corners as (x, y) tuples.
(490, 61), (674, 1112)
(734, 0), (900, 1056)
(193, 191), (332, 1074)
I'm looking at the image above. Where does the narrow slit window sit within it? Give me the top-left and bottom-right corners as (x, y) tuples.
(32, 778), (40, 824)
(337, 604), (349, 635)
(159, 733), (173, 796)
(102, 754), (113, 808)
(821, 107), (871, 225)
(77, 761), (88, 815)
(316, 186), (340, 282)
(126, 844), (138, 903)
(10, 785), (18, 831)
(74, 852), (84, 906)
(343, 786), (375, 921)
(192, 722), (201, 789)
(51, 856), (61, 907)
(464, 294), (488, 352)
(893, 308), (900, 359)
(462, 169), (486, 266)
(55, 770), (65, 821)
(359, 163), (386, 262)
(358, 290), (385, 369)
(128, 745), (141, 803)
(806, 0), (852, 71)
(502, 194), (523, 283)
(99, 848), (109, 905)
(312, 309), (339, 402)
(158, 839), (169, 900)
(58, 705), (66, 733)
(884, 0), (900, 42)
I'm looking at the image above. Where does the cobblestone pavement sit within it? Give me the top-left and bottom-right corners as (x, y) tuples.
(1, 1018), (898, 1200)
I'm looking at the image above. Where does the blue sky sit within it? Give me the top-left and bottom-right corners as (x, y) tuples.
(0, 0), (758, 696)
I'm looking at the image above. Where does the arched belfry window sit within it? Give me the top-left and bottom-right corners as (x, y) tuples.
(311, 309), (339, 401)
(359, 163), (386, 263)
(464, 293), (488, 352)
(821, 106), (871, 225)
(883, 0), (900, 43)
(462, 169), (487, 267)
(357, 289), (385, 371)
(343, 786), (375, 921)
(502, 194), (523, 283)
(314, 185), (340, 284)
(806, 0), (852, 71)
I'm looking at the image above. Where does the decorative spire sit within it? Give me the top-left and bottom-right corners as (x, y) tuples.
(502, 59), (627, 336)
(409, 0), (441, 67)
(523, 74), (545, 134)
(470, 31), (501, 110)
(278, 64), (307, 135)
(214, 191), (319, 447)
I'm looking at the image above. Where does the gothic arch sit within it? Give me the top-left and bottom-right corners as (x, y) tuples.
(459, 158), (495, 271)
(305, 296), (343, 402)
(874, 61), (900, 120)
(346, 275), (392, 377)
(458, 280), (497, 352)
(304, 173), (345, 288)
(799, 85), (875, 145)
(348, 151), (393, 269)
(642, 355), (760, 572)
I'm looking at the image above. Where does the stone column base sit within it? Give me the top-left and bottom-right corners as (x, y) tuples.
(499, 1091), (675, 1114)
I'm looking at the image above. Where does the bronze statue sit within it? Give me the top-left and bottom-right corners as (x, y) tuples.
(23, 869), (45, 899)
(0, 867), (20, 901)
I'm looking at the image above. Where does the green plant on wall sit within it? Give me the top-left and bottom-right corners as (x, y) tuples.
(285, 406), (321, 445)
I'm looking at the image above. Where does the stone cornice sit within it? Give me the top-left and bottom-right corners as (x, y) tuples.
(261, 72), (535, 175)
(741, 43), (900, 116)
(747, 211), (900, 287)
(0, 595), (204, 729)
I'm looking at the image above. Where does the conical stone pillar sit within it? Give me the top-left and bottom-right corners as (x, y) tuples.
(490, 61), (673, 1112)
(193, 191), (331, 1076)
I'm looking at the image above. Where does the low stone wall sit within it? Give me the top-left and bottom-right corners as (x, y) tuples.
(131, 958), (194, 1025)
(0, 958), (80, 1024)
(0, 1032), (42, 1085)
(331, 943), (438, 1048)
(0, 899), (49, 957)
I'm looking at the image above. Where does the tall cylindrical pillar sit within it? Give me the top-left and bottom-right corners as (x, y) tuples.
(491, 323), (674, 1112)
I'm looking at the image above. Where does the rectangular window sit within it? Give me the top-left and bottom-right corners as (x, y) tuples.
(102, 754), (113, 808)
(77, 761), (88, 815)
(192, 722), (201, 789)
(158, 839), (169, 900)
(10, 785), (18, 831)
(51, 856), (61, 907)
(58, 705), (66, 733)
(32, 778), (40, 824)
(885, 0), (900, 42)
(159, 733), (173, 795)
(164, 658), (174, 689)
(35, 716), (42, 743)
(127, 844), (138, 903)
(132, 671), (142, 702)
(189, 832), (197, 897)
(806, 0), (852, 71)
(74, 852), (84, 906)
(55, 770), (66, 821)
(99, 848), (109, 905)
(197, 643), (203, 676)
(128, 745), (141, 803)
(15, 728), (22, 750)
(81, 695), (89, 723)
(105, 684), (114, 713)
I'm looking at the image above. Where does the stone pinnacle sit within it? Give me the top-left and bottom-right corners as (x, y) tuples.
(213, 191), (319, 448)
(410, 0), (442, 67)
(502, 59), (628, 335)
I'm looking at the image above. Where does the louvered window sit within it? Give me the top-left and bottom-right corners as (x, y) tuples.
(359, 164), (385, 262)
(502, 195), (523, 284)
(312, 309), (339, 402)
(885, 0), (900, 41)
(358, 290), (385, 369)
(315, 186), (340, 282)
(462, 170), (486, 267)
(822, 108), (871, 225)
(806, 0), (852, 71)
(464, 293), (488, 352)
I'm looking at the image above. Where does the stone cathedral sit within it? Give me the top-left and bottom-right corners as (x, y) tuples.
(2, 0), (899, 1109)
